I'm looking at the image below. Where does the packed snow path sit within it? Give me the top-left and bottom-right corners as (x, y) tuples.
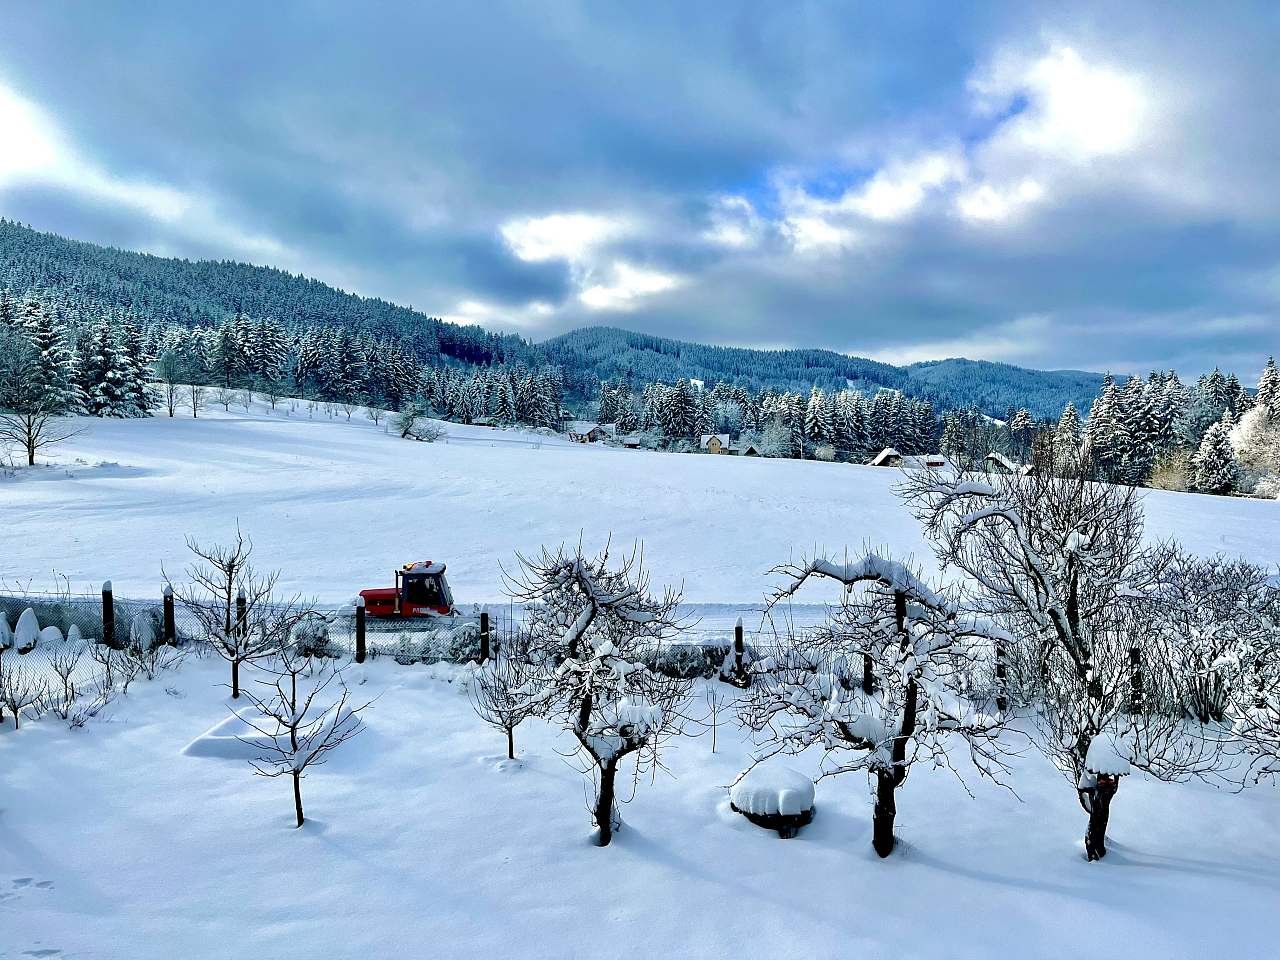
(2, 406), (1276, 603)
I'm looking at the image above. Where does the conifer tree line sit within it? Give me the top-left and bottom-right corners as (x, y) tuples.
(1, 278), (1277, 497)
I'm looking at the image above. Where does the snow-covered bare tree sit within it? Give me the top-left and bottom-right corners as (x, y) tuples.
(240, 655), (368, 827)
(469, 631), (539, 760)
(169, 527), (308, 698)
(903, 469), (1219, 860)
(740, 551), (1012, 858)
(502, 541), (692, 846)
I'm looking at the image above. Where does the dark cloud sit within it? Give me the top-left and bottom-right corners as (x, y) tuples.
(0, 1), (1276, 377)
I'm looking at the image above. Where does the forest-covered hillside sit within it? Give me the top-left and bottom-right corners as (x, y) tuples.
(1, 218), (1101, 416)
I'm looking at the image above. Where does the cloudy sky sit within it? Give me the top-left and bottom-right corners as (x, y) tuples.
(1, 2), (1277, 375)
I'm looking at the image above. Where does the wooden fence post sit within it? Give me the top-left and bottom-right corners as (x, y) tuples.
(162, 584), (177, 646)
(354, 596), (367, 664)
(479, 609), (490, 663)
(101, 580), (117, 648)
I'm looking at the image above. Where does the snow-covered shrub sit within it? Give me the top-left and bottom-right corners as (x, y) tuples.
(904, 469), (1221, 860)
(1136, 547), (1276, 724)
(0, 661), (47, 729)
(729, 764), (815, 838)
(740, 551), (1010, 858)
(291, 613), (340, 660)
(812, 443), (836, 462)
(1249, 474), (1280, 499)
(503, 540), (692, 846)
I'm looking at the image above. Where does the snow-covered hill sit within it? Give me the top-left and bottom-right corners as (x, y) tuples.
(3, 405), (1275, 604)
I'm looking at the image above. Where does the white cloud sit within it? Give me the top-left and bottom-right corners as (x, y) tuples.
(846, 152), (966, 221)
(500, 212), (630, 263)
(955, 177), (1045, 222)
(971, 45), (1149, 163)
(703, 195), (764, 249)
(499, 209), (683, 312)
(860, 314), (1052, 366)
(441, 297), (555, 330)
(0, 82), (291, 262)
(578, 261), (683, 311)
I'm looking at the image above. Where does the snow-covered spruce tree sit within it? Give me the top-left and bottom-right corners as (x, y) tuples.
(0, 327), (83, 465)
(740, 552), (1011, 858)
(79, 319), (135, 417)
(502, 541), (692, 846)
(19, 297), (83, 414)
(1192, 413), (1240, 494)
(903, 467), (1219, 859)
(169, 527), (309, 699)
(241, 655), (368, 827)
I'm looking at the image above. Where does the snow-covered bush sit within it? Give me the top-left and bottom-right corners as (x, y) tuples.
(503, 540), (692, 846)
(1136, 547), (1276, 723)
(904, 470), (1220, 860)
(740, 551), (1011, 858)
(1230, 405), (1280, 479)
(291, 613), (340, 660)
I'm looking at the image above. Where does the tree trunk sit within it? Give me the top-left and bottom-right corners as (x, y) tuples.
(872, 769), (897, 858)
(506, 725), (515, 761)
(292, 771), (304, 828)
(1084, 775), (1118, 861)
(231, 659), (240, 699)
(593, 758), (620, 847)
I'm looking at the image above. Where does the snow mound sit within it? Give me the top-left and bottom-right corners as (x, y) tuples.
(1085, 734), (1132, 777)
(181, 709), (280, 760)
(730, 765), (815, 817)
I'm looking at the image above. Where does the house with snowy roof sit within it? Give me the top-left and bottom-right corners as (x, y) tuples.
(566, 421), (614, 443)
(700, 433), (731, 454)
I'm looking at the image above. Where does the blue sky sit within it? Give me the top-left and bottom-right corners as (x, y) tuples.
(0, 1), (1277, 376)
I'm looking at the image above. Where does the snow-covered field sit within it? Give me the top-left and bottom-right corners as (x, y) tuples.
(3, 406), (1280, 959)
(2, 406), (1274, 605)
(2, 657), (1278, 960)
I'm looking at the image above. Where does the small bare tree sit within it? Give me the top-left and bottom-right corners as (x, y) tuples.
(366, 404), (385, 426)
(503, 540), (692, 846)
(469, 632), (539, 759)
(187, 383), (207, 418)
(742, 551), (1012, 857)
(240, 656), (368, 827)
(169, 527), (307, 698)
(214, 385), (236, 412)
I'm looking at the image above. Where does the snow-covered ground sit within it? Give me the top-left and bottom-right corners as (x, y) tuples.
(2, 405), (1275, 606)
(4, 406), (1280, 958)
(2, 657), (1277, 959)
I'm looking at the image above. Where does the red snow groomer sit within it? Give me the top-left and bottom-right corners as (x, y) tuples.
(359, 561), (458, 620)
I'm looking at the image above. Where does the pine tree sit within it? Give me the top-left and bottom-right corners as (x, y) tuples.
(79, 320), (134, 417)
(1192, 414), (1240, 494)
(19, 297), (83, 414)
(119, 319), (154, 416)
(1256, 357), (1279, 424)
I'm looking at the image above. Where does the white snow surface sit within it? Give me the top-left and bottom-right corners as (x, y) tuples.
(730, 764), (816, 817)
(3, 407), (1276, 604)
(2, 659), (1279, 959)
(1086, 734), (1134, 777)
